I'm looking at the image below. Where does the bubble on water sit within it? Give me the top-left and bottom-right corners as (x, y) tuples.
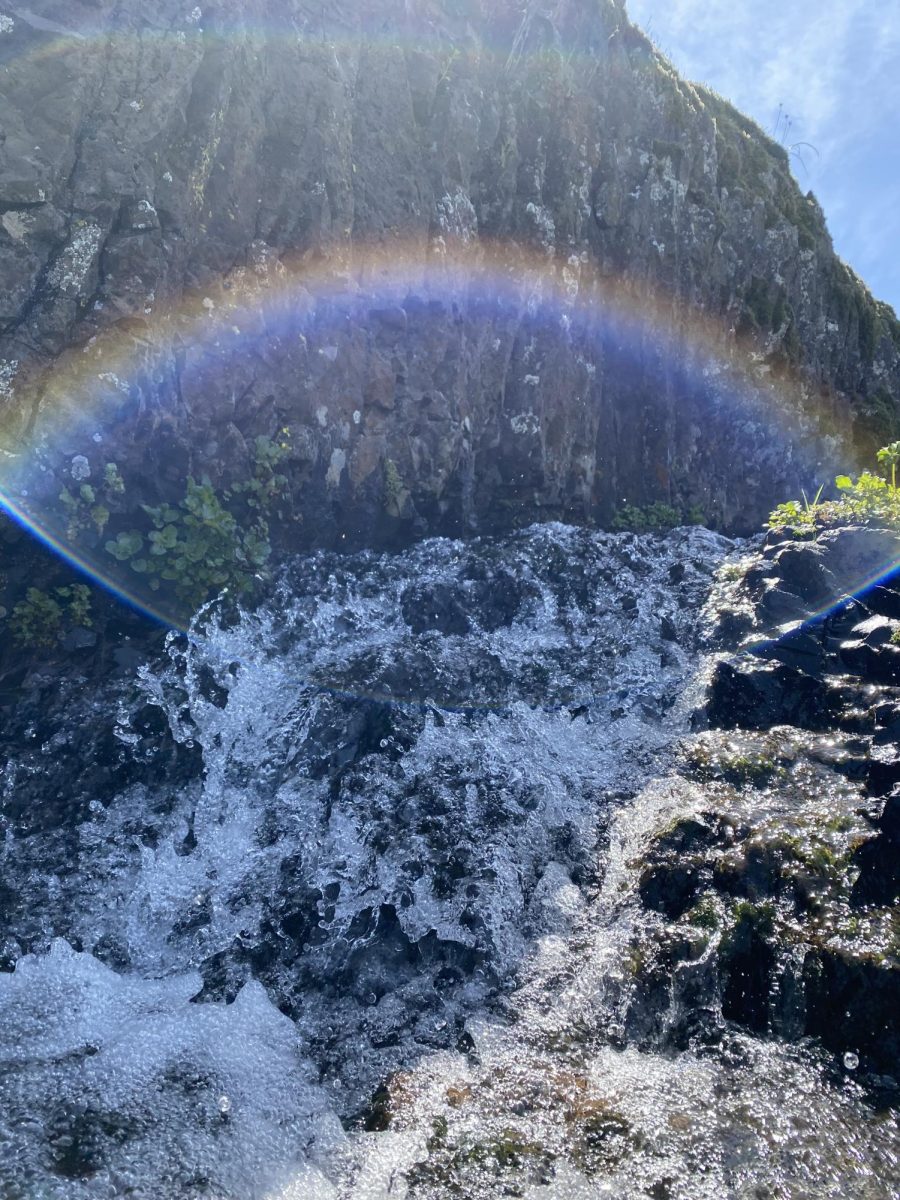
(843, 1052), (859, 1071)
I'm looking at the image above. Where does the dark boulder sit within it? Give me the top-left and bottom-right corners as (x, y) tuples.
(758, 585), (810, 624)
(849, 614), (898, 647)
(706, 659), (837, 731)
(756, 622), (826, 675)
(817, 529), (900, 597)
(772, 543), (840, 606)
(865, 584), (900, 621)
(839, 639), (900, 684)
(823, 597), (872, 639)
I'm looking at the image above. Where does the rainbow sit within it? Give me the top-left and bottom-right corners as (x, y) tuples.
(0, 239), (874, 569)
(0, 9), (896, 705)
(0, 233), (891, 707)
(0, 237), (835, 595)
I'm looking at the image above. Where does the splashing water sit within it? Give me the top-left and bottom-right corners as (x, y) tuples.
(0, 524), (897, 1197)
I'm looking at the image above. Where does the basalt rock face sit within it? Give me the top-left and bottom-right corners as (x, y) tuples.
(0, 0), (898, 560)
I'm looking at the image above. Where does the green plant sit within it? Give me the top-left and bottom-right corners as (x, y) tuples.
(819, 811), (857, 834)
(611, 502), (682, 533)
(230, 432), (292, 512)
(104, 462), (125, 494)
(58, 461), (125, 539)
(8, 584), (92, 649)
(730, 899), (776, 934)
(107, 478), (266, 610)
(768, 484), (824, 532)
(104, 435), (291, 614)
(768, 443), (900, 533)
(720, 562), (745, 582)
(876, 441), (900, 492)
(684, 503), (707, 526)
(687, 896), (721, 931)
(383, 458), (405, 516)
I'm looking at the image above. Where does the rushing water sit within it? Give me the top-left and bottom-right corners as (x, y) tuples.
(0, 524), (897, 1198)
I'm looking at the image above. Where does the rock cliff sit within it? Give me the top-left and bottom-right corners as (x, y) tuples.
(0, 0), (897, 565)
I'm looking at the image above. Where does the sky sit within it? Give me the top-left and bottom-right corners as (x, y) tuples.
(627, 0), (900, 313)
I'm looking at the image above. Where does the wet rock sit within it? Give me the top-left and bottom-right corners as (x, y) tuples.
(864, 585), (900, 621)
(804, 736), (869, 781)
(839, 639), (900, 684)
(638, 815), (730, 920)
(459, 563), (537, 632)
(660, 615), (678, 641)
(639, 862), (706, 922)
(757, 585), (810, 624)
(303, 697), (412, 780)
(624, 929), (712, 1046)
(817, 529), (900, 594)
(712, 835), (792, 904)
(60, 627), (99, 652)
(852, 792), (900, 905)
(823, 597), (872, 639)
(0, 682), (203, 836)
(626, 523), (900, 1099)
(401, 581), (472, 636)
(871, 701), (900, 744)
(756, 622), (826, 675)
(803, 950), (900, 1082)
(706, 659), (837, 732)
(865, 744), (900, 796)
(849, 614), (898, 648)
(772, 543), (840, 606)
(718, 902), (776, 1033)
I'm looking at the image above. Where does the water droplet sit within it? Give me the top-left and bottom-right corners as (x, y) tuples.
(218, 1094), (231, 1114)
(843, 1051), (859, 1071)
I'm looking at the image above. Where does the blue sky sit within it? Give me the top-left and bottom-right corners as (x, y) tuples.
(627, 0), (900, 313)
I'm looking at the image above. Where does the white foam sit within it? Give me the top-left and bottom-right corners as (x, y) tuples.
(0, 940), (341, 1198)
